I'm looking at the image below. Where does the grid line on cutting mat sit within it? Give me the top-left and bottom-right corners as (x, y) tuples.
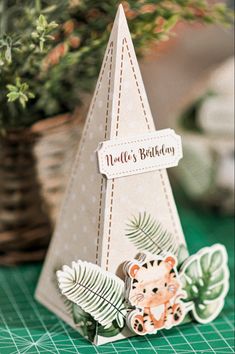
(0, 203), (234, 354)
(0, 263), (234, 354)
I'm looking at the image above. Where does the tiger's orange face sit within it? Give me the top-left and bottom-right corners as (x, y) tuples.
(127, 257), (180, 308)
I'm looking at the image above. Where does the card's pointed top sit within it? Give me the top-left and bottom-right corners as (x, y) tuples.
(116, 3), (126, 20)
(108, 3), (129, 43)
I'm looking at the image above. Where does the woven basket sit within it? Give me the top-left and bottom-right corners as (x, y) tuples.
(0, 110), (84, 265)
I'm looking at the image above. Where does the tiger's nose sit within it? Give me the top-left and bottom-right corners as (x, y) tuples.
(152, 288), (158, 293)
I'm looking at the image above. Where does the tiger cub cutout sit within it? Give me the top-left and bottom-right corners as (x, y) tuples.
(124, 254), (186, 335)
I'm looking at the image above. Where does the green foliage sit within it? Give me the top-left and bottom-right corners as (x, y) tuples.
(72, 304), (123, 342)
(126, 212), (181, 256)
(72, 304), (97, 342)
(7, 77), (35, 108)
(0, 34), (21, 64)
(32, 14), (58, 52)
(57, 260), (127, 329)
(177, 244), (189, 269)
(0, 0), (233, 129)
(179, 91), (216, 132)
(97, 320), (122, 338)
(180, 244), (229, 323)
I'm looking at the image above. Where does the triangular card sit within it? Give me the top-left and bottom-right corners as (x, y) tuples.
(36, 5), (192, 346)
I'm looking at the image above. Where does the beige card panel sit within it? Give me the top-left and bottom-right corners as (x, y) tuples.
(101, 170), (185, 275)
(110, 28), (154, 136)
(100, 18), (185, 273)
(36, 40), (114, 308)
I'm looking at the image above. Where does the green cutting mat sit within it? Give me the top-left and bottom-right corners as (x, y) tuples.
(0, 195), (234, 354)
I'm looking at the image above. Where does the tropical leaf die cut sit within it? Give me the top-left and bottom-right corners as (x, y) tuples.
(57, 260), (127, 328)
(126, 212), (182, 256)
(179, 244), (229, 323)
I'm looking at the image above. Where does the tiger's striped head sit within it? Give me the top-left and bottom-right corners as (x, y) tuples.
(126, 256), (180, 308)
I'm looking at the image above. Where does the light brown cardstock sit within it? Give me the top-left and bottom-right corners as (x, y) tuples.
(35, 5), (187, 345)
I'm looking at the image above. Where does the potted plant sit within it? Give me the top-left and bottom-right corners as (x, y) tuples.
(0, 0), (231, 265)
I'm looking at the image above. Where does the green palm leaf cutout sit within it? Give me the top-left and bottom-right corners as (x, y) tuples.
(126, 212), (180, 256)
(180, 244), (229, 323)
(57, 260), (127, 328)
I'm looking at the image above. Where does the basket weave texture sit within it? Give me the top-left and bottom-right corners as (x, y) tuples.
(0, 112), (83, 265)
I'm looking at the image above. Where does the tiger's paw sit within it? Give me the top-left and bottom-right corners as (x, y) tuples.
(172, 303), (184, 323)
(127, 312), (146, 335)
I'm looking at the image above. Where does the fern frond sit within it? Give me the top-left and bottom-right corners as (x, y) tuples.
(57, 260), (126, 328)
(126, 212), (178, 256)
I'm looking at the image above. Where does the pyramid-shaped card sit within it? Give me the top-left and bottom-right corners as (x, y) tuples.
(35, 5), (224, 346)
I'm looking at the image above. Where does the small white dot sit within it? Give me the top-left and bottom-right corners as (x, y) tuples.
(81, 204), (86, 212)
(136, 184), (144, 193)
(104, 210), (110, 219)
(92, 196), (97, 203)
(129, 121), (135, 129)
(127, 102), (134, 112)
(98, 100), (103, 108)
(90, 154), (95, 162)
(120, 195), (127, 203)
(99, 124), (103, 132)
(81, 184), (86, 192)
(71, 194), (76, 201)
(123, 80), (131, 90)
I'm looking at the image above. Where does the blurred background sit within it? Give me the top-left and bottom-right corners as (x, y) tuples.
(141, 24), (233, 128)
(0, 2), (234, 353)
(141, 23), (234, 214)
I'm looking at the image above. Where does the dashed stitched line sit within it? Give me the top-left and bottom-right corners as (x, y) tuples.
(105, 35), (179, 269)
(101, 132), (178, 147)
(159, 170), (179, 238)
(57, 42), (113, 225)
(95, 177), (104, 263)
(124, 37), (151, 131)
(115, 40), (124, 137)
(105, 39), (125, 271)
(124, 36), (179, 239)
(102, 161), (179, 178)
(95, 43), (114, 264)
(105, 180), (115, 270)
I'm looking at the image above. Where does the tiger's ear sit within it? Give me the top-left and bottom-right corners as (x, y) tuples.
(165, 256), (176, 269)
(128, 263), (140, 278)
